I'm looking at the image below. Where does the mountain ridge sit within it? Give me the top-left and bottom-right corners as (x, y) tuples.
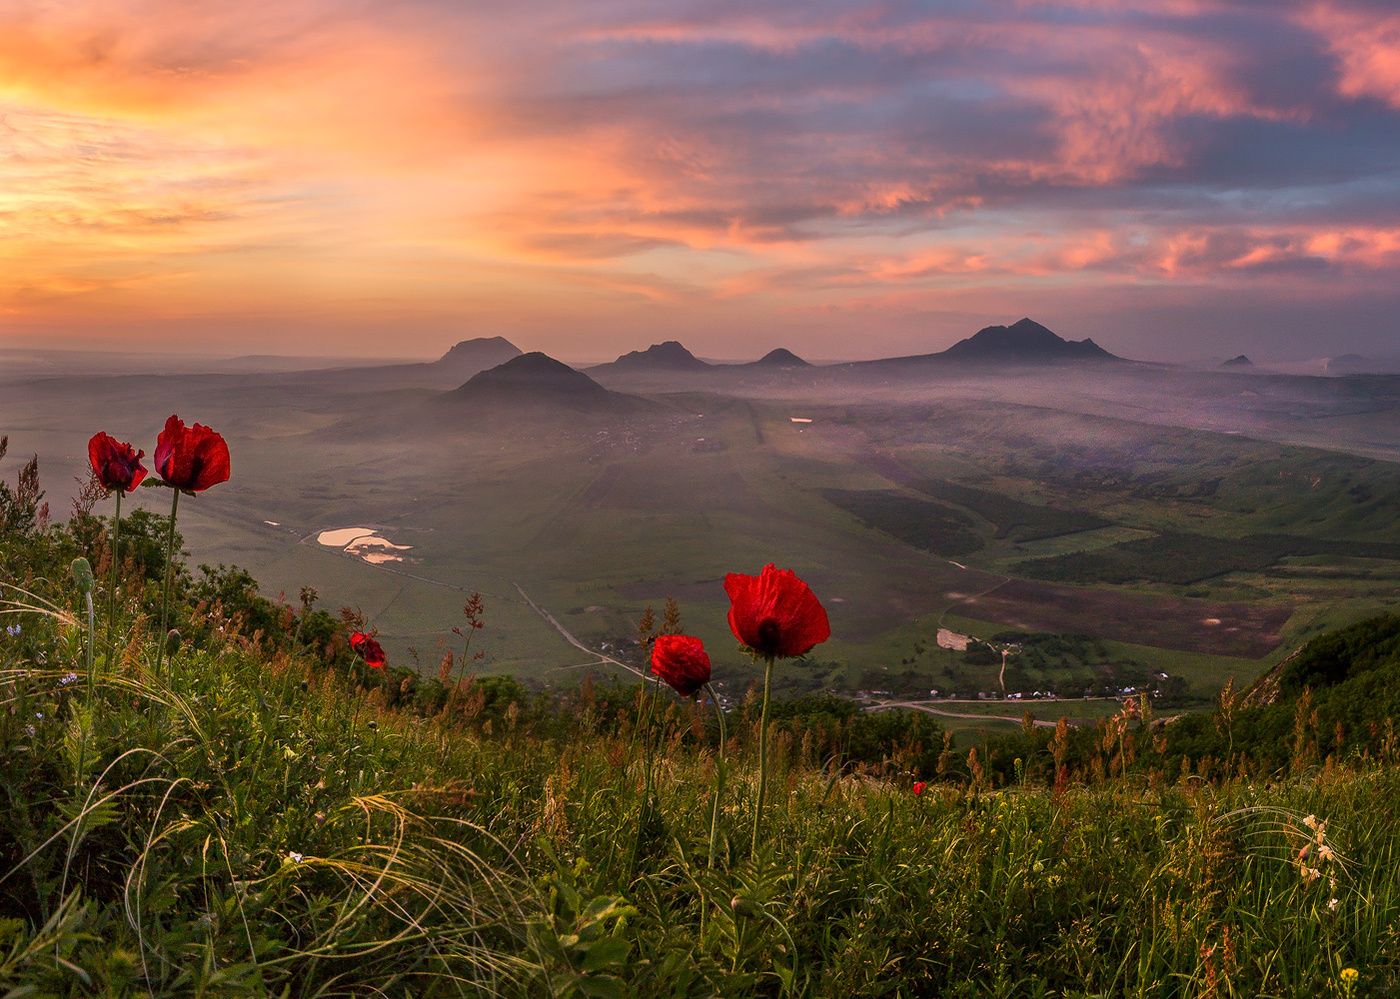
(434, 336), (523, 371)
(940, 318), (1117, 362)
(592, 340), (710, 372)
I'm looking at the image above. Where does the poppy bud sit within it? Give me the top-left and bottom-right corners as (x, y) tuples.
(730, 895), (761, 919)
(166, 629), (182, 655)
(70, 558), (94, 595)
(650, 634), (711, 697)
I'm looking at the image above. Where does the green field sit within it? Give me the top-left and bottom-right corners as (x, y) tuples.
(5, 363), (1400, 706)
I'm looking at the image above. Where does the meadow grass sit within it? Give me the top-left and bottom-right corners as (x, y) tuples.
(1, 578), (1397, 997)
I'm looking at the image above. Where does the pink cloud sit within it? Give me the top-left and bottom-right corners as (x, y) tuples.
(1306, 2), (1400, 108)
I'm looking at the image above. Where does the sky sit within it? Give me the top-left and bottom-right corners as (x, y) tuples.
(1, 0), (1399, 362)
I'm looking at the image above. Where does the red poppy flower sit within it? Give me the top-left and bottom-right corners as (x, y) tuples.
(723, 563), (830, 659)
(154, 415), (231, 493)
(87, 432), (148, 494)
(913, 780), (927, 796)
(349, 631), (387, 669)
(650, 634), (712, 697)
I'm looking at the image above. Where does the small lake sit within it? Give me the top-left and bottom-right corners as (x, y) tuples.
(316, 527), (414, 565)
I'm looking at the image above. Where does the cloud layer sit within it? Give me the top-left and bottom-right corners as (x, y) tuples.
(2, 0), (1398, 359)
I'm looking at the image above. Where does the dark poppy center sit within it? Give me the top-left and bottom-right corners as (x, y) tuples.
(757, 617), (782, 654)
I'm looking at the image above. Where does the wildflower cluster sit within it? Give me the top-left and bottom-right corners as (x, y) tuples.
(1297, 812), (1337, 887)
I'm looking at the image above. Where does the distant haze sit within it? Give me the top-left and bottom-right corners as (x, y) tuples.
(2, 2), (1399, 362)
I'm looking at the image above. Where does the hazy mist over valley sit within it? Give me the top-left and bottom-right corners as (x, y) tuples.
(7, 318), (1399, 713)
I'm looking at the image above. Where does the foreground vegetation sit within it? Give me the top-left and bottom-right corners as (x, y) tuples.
(3, 456), (1399, 995)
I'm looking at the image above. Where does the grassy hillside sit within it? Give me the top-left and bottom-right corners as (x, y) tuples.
(2, 488), (1399, 995)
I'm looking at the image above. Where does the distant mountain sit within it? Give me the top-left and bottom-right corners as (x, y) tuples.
(940, 318), (1117, 362)
(433, 336), (522, 375)
(746, 348), (811, 368)
(440, 352), (632, 413)
(595, 341), (710, 372)
(1221, 355), (1254, 368)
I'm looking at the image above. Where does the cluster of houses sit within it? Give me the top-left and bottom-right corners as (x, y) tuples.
(854, 678), (1175, 704)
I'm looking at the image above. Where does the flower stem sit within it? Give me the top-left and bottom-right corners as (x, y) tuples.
(628, 677), (660, 879)
(750, 654), (775, 857)
(446, 629), (476, 723)
(83, 590), (94, 691)
(705, 682), (727, 869)
(103, 491), (121, 669)
(154, 489), (179, 674)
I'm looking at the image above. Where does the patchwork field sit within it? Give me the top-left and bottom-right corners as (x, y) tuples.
(955, 578), (1292, 658)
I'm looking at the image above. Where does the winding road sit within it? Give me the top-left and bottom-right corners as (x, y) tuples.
(513, 583), (649, 681)
(865, 698), (1056, 728)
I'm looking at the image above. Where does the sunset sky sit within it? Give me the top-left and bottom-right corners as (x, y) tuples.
(2, 0), (1399, 361)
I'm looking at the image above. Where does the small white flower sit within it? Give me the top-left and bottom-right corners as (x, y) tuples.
(1303, 814), (1318, 830)
(1328, 897), (1340, 912)
(287, 852), (304, 864)
(33, 711), (43, 720)
(1318, 844), (1335, 863)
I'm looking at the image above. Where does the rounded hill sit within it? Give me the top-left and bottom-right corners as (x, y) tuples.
(749, 348), (811, 368)
(440, 352), (633, 414)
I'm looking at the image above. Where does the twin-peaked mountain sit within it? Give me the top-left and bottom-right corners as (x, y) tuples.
(859, 317), (1119, 368)
(940, 318), (1116, 362)
(591, 340), (711, 373)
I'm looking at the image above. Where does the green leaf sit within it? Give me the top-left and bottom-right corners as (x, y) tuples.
(579, 936), (630, 974)
(574, 978), (624, 999)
